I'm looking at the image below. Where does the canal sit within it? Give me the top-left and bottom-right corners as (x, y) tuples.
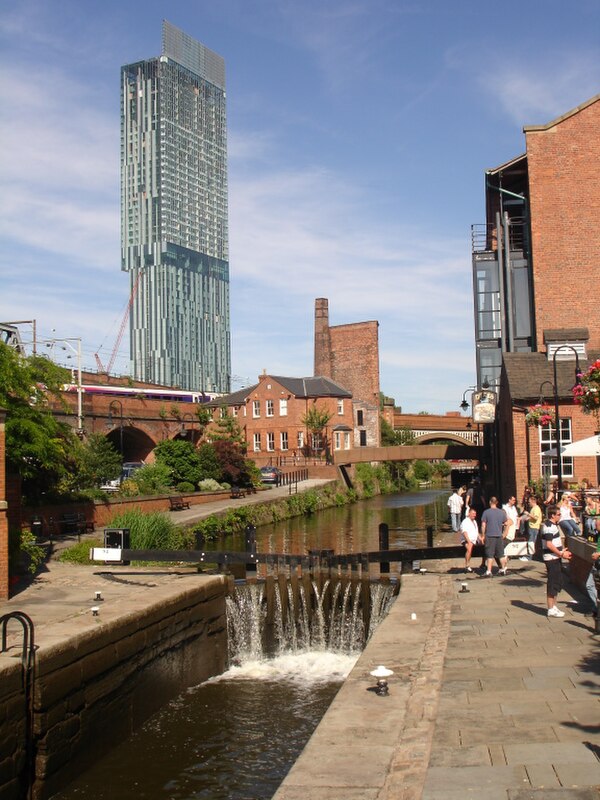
(54, 489), (447, 800)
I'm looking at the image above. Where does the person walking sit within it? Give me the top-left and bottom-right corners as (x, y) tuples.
(541, 505), (572, 617)
(460, 507), (480, 573)
(447, 488), (464, 533)
(584, 519), (600, 618)
(480, 496), (509, 577)
(502, 495), (519, 555)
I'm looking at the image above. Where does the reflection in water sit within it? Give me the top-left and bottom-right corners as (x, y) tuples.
(53, 490), (447, 800)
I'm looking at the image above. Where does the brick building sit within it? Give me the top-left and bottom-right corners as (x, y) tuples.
(207, 372), (354, 465)
(472, 93), (600, 496)
(314, 298), (381, 448)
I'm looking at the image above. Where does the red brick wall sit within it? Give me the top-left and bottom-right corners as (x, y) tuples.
(0, 411), (7, 600)
(526, 98), (600, 350)
(510, 405), (599, 497)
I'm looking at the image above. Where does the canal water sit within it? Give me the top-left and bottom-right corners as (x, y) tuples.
(54, 489), (447, 800)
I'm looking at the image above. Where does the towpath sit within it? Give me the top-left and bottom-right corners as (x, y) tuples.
(273, 557), (600, 800)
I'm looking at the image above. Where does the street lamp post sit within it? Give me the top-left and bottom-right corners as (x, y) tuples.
(551, 345), (581, 493)
(180, 413), (194, 439)
(44, 337), (83, 436)
(108, 399), (124, 459)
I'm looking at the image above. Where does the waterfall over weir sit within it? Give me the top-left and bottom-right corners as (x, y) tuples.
(226, 577), (395, 665)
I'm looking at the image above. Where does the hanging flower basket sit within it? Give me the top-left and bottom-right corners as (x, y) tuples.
(525, 404), (555, 428)
(573, 359), (600, 420)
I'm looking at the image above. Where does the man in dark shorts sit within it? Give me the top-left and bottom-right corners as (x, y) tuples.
(481, 496), (508, 577)
(542, 505), (572, 618)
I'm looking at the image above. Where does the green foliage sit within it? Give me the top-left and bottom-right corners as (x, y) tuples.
(106, 507), (191, 549)
(301, 405), (333, 432)
(432, 460), (451, 478)
(197, 442), (223, 482)
(72, 433), (122, 489)
(209, 409), (247, 449)
(356, 462), (376, 497)
(154, 439), (202, 485)
(176, 481), (195, 493)
(413, 460), (434, 481)
(380, 417), (416, 446)
(9, 529), (46, 575)
(131, 463), (173, 495)
(59, 537), (105, 564)
(0, 342), (77, 502)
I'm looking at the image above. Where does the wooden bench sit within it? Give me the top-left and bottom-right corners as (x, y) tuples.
(230, 486), (246, 499)
(59, 513), (81, 535)
(169, 497), (190, 511)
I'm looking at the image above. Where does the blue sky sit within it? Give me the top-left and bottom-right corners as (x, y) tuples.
(1, 0), (599, 413)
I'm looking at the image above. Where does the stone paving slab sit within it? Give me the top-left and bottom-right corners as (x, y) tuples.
(274, 559), (600, 800)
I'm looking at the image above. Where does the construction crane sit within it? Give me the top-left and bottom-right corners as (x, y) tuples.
(95, 270), (144, 375)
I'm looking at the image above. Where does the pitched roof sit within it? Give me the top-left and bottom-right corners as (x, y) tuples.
(270, 375), (352, 398)
(205, 375), (352, 407)
(503, 351), (599, 402)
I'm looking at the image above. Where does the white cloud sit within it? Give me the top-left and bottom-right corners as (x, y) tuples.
(478, 52), (600, 126)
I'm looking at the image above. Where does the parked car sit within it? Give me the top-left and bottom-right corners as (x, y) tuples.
(100, 461), (144, 491)
(260, 466), (282, 484)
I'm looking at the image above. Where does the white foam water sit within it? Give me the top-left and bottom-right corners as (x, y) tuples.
(206, 649), (359, 687)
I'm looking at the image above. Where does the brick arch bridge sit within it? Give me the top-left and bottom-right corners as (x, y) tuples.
(50, 390), (202, 463)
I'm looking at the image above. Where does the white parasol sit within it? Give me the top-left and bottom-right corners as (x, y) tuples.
(545, 434), (600, 458)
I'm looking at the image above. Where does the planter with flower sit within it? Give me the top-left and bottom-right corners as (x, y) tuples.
(525, 404), (555, 428)
(573, 359), (600, 421)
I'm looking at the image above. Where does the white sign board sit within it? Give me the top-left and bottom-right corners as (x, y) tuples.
(472, 390), (497, 424)
(90, 547), (123, 562)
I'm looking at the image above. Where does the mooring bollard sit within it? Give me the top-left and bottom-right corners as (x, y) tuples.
(379, 522), (390, 575)
(427, 525), (434, 549)
(245, 524), (257, 577)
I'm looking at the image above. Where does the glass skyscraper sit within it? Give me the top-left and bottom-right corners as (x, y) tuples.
(121, 21), (230, 392)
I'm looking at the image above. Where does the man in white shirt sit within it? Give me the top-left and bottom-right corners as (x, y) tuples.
(460, 507), (480, 573)
(502, 496), (520, 545)
(448, 488), (464, 533)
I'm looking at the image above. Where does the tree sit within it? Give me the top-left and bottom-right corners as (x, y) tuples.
(197, 442), (223, 482)
(0, 342), (77, 501)
(209, 408), (246, 450)
(380, 418), (416, 446)
(153, 439), (202, 485)
(301, 405), (333, 455)
(212, 439), (252, 486)
(73, 434), (122, 489)
(413, 460), (433, 481)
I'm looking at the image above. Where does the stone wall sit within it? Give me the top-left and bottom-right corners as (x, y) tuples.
(0, 575), (228, 800)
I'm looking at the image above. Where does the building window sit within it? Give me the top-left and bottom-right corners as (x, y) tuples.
(311, 433), (322, 451)
(219, 407), (226, 418)
(253, 433), (261, 452)
(360, 430), (367, 447)
(281, 431), (288, 451)
(279, 398), (288, 416)
(253, 400), (260, 418)
(267, 432), (275, 451)
(337, 399), (344, 415)
(232, 406), (239, 417)
(297, 431), (304, 449)
(540, 420), (573, 478)
(266, 400), (274, 417)
(344, 432), (351, 450)
(357, 410), (364, 426)
(334, 432), (341, 450)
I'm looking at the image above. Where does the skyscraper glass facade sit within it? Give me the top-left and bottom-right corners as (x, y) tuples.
(121, 21), (230, 391)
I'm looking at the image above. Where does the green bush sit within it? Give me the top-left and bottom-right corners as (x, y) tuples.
(107, 508), (187, 549)
(133, 463), (173, 495)
(176, 481), (195, 493)
(59, 538), (105, 564)
(9, 529), (46, 574)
